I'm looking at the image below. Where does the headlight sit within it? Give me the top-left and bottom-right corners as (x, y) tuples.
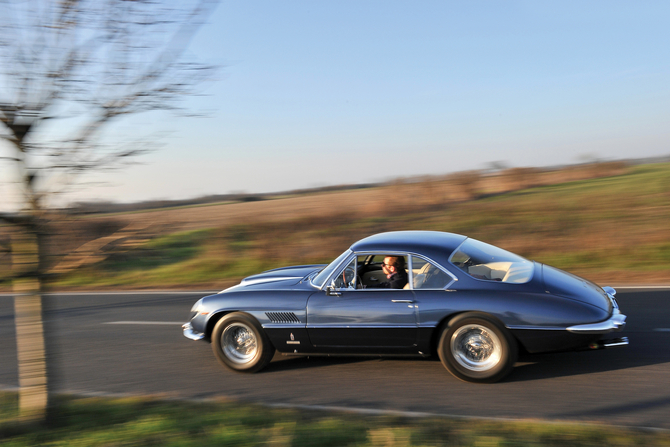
(190, 298), (204, 313)
(189, 298), (206, 320)
(189, 298), (210, 321)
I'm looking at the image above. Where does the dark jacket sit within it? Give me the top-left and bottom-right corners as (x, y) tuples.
(377, 269), (408, 289)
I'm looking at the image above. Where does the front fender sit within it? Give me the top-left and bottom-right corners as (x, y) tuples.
(194, 290), (313, 339)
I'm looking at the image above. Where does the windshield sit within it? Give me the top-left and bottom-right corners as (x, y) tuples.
(449, 238), (533, 284)
(311, 250), (352, 288)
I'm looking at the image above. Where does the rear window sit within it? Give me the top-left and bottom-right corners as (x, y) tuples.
(449, 239), (533, 284)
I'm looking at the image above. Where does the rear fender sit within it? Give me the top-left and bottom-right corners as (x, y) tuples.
(428, 311), (522, 356)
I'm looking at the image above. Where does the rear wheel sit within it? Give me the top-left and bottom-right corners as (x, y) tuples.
(212, 312), (274, 373)
(438, 312), (517, 383)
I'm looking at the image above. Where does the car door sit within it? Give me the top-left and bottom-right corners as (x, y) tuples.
(306, 254), (418, 348)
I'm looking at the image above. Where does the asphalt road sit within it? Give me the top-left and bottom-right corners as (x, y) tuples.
(1, 288), (669, 430)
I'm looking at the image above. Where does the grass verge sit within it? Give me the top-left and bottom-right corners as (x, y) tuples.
(1, 392), (669, 446)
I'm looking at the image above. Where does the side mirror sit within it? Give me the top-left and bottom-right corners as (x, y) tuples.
(326, 286), (341, 297)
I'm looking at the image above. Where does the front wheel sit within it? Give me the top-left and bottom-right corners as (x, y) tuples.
(438, 312), (517, 383)
(211, 312), (274, 373)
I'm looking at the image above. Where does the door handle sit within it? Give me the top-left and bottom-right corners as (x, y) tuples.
(392, 299), (414, 303)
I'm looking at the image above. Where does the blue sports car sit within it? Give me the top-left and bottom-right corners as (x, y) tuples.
(183, 231), (627, 382)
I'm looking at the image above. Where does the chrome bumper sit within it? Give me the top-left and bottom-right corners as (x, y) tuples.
(182, 322), (205, 340)
(566, 312), (627, 334)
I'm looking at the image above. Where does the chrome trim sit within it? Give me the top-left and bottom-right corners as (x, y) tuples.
(220, 276), (303, 293)
(242, 276), (302, 285)
(505, 325), (570, 331)
(567, 313), (627, 334)
(266, 311), (301, 323)
(306, 324), (417, 329)
(263, 323), (306, 329)
(326, 287), (342, 296)
(220, 321), (258, 364)
(182, 322), (205, 341)
(603, 337), (628, 348)
(312, 250), (353, 290)
(331, 288), (415, 292)
(602, 286), (617, 298)
(392, 299), (414, 303)
(451, 323), (503, 372)
(603, 286), (619, 311)
(409, 253), (458, 290)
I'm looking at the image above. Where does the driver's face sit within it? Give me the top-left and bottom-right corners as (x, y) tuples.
(382, 257), (396, 273)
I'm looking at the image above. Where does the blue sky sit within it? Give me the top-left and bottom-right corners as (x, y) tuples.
(26, 1), (670, 202)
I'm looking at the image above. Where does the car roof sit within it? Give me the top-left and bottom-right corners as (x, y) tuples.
(350, 231), (467, 261)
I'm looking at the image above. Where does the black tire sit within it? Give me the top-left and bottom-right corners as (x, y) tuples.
(211, 312), (274, 373)
(438, 312), (517, 383)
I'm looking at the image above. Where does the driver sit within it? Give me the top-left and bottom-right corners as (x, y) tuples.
(375, 256), (408, 289)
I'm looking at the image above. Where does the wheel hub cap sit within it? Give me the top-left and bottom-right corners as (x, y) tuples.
(221, 323), (258, 364)
(451, 324), (502, 371)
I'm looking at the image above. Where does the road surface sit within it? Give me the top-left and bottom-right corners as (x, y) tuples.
(1, 288), (668, 429)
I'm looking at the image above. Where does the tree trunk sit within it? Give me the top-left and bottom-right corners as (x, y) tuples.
(11, 229), (48, 422)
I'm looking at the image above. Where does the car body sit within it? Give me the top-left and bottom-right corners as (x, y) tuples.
(183, 231), (627, 382)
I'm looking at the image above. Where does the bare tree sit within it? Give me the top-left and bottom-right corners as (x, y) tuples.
(0, 0), (217, 422)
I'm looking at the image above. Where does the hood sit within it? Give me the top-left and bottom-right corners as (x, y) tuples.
(221, 264), (324, 292)
(541, 264), (612, 312)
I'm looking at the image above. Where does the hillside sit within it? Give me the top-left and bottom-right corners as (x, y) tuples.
(35, 162), (670, 289)
(1, 161), (668, 290)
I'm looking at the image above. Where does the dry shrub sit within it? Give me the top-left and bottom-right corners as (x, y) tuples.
(499, 167), (541, 191)
(538, 161), (629, 185)
(444, 170), (484, 201)
(75, 162), (627, 241)
(222, 212), (367, 267)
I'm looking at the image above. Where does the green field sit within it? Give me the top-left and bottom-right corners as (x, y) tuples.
(1, 393), (669, 446)
(51, 162), (670, 290)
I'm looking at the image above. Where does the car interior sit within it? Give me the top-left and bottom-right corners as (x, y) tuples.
(332, 254), (453, 290)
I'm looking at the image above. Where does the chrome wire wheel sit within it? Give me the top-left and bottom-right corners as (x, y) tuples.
(450, 323), (503, 372)
(439, 313), (517, 383)
(221, 322), (258, 364)
(212, 313), (275, 373)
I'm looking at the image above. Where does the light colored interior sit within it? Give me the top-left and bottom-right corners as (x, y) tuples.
(467, 261), (533, 283)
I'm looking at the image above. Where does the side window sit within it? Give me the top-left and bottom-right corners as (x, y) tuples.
(331, 257), (357, 290)
(411, 256), (452, 289)
(358, 254), (409, 289)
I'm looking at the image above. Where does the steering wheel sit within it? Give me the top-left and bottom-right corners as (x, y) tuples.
(342, 267), (356, 288)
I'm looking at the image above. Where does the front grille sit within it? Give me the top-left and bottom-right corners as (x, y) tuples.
(266, 312), (301, 323)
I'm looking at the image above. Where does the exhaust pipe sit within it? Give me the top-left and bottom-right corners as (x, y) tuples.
(587, 337), (629, 350)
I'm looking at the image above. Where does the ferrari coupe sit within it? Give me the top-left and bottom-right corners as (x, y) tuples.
(183, 231), (628, 382)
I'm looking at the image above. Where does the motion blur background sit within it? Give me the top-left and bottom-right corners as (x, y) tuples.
(3, 1), (670, 207)
(1, 2), (670, 442)
(1, 0), (670, 290)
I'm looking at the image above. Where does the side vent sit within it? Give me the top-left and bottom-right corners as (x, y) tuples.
(266, 312), (301, 324)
